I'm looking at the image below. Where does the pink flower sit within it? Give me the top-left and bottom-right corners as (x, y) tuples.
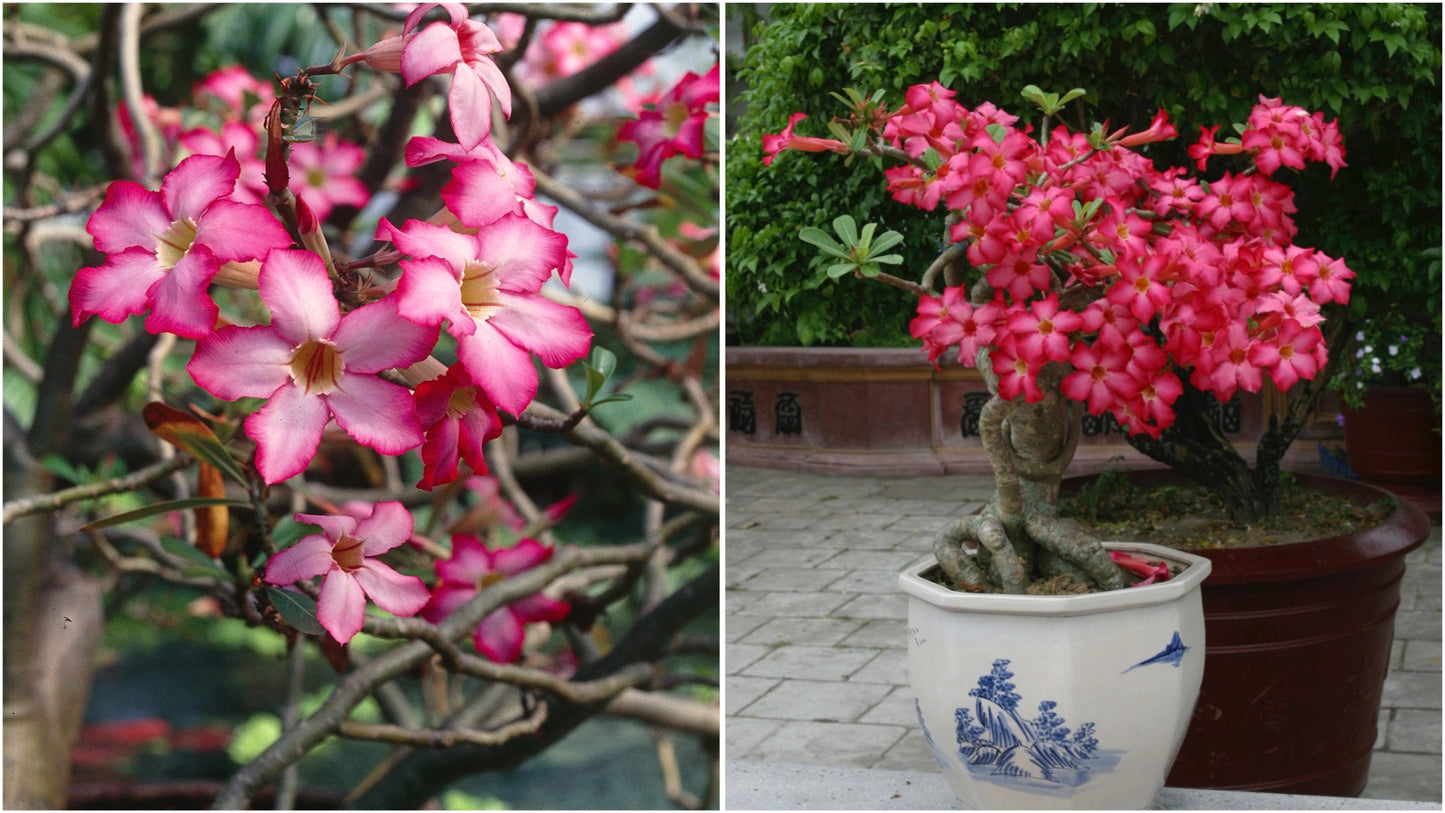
(288, 134), (370, 222)
(177, 122), (266, 205)
(70, 151), (290, 338)
(186, 249), (438, 484)
(413, 362), (503, 491)
(422, 536), (571, 663)
(265, 501), (431, 644)
(378, 216), (591, 415)
(1109, 550), (1170, 586)
(617, 63), (720, 189)
(761, 113), (849, 166)
(399, 3), (511, 151)
(193, 65), (274, 125)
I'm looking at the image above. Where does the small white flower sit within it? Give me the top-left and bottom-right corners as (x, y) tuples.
(1371, 360), (1382, 375)
(1388, 345), (1399, 356)
(1410, 367), (1422, 381)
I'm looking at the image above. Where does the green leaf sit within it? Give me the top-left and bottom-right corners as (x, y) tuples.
(265, 587), (326, 636)
(159, 535), (230, 577)
(869, 231), (905, 254)
(831, 214), (860, 247)
(81, 497), (251, 531)
(826, 263), (855, 279)
(798, 227), (852, 260)
(582, 346), (619, 404)
(859, 221), (878, 249)
(871, 253), (905, 265)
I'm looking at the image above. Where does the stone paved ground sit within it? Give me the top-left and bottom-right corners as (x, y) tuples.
(724, 465), (1442, 803)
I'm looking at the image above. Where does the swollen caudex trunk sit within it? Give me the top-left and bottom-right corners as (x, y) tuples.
(932, 349), (1128, 594)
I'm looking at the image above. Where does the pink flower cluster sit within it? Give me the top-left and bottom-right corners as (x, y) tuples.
(73, 3), (589, 490)
(617, 63), (720, 189)
(780, 85), (1352, 439)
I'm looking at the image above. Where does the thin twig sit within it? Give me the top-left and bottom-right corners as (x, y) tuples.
(3, 455), (192, 525)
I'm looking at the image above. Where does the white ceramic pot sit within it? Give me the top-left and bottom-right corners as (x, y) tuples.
(900, 542), (1211, 810)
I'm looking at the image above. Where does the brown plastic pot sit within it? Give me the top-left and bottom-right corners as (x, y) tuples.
(1063, 471), (1429, 796)
(1343, 386), (1442, 484)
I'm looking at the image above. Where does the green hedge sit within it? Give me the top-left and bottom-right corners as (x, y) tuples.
(726, 3), (1441, 350)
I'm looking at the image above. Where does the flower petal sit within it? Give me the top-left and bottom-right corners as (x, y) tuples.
(401, 21), (463, 85)
(194, 199), (290, 262)
(379, 218), (477, 269)
(477, 214), (568, 293)
(296, 512), (356, 542)
(327, 374), (424, 455)
(87, 182), (169, 254)
(258, 249), (341, 345)
(246, 383), (329, 484)
(356, 501), (414, 556)
(448, 63), (492, 151)
(265, 534), (337, 585)
(392, 257), (471, 334)
(332, 298), (439, 372)
(353, 560), (430, 617)
(512, 593), (571, 624)
(422, 581), (476, 624)
(70, 248), (165, 325)
(436, 535), (494, 584)
(418, 414), (462, 491)
(162, 152), (239, 223)
(474, 608), (525, 662)
(143, 244), (220, 339)
(488, 292), (592, 368)
(456, 323), (538, 415)
(317, 569), (366, 644)
(467, 54), (511, 119)
(187, 325), (294, 400)
(492, 538), (553, 576)
(442, 161), (523, 229)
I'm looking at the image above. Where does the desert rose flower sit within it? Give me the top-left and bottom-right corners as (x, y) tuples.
(186, 248), (437, 483)
(411, 361), (503, 490)
(422, 536), (570, 663)
(617, 63), (720, 188)
(70, 151), (290, 338)
(265, 501), (430, 644)
(377, 215), (591, 415)
(288, 133), (370, 222)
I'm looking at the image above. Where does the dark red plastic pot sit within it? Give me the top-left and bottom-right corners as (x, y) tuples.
(1064, 471), (1429, 796)
(1343, 386), (1442, 484)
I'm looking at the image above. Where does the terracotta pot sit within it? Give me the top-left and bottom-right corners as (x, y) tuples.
(900, 543), (1212, 809)
(1343, 386), (1442, 484)
(1062, 471), (1429, 796)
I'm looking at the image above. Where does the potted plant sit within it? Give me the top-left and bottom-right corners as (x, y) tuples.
(759, 75), (1429, 805)
(1332, 312), (1442, 486)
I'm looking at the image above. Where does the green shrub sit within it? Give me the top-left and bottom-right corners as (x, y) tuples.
(726, 3), (1441, 356)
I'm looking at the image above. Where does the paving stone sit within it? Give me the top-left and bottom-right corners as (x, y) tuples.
(726, 590), (852, 619)
(858, 686), (921, 727)
(740, 678), (894, 723)
(1387, 707), (1443, 754)
(808, 512), (903, 532)
(746, 496), (835, 515)
(734, 566), (848, 592)
(884, 514), (960, 533)
(819, 528), (918, 551)
(828, 569), (912, 594)
(739, 720), (910, 768)
(1392, 609), (1442, 642)
(726, 566), (764, 589)
(726, 675), (780, 716)
(726, 643), (773, 674)
(838, 619), (908, 650)
(1402, 640), (1442, 672)
(725, 716), (783, 759)
(736, 512), (827, 531)
(740, 644), (878, 682)
(874, 727), (941, 772)
(822, 550), (928, 571)
(847, 650), (908, 686)
(725, 614), (770, 642)
(832, 592), (909, 621)
(1381, 671), (1442, 710)
(1360, 751), (1443, 802)
(740, 616), (868, 648)
(737, 546), (844, 569)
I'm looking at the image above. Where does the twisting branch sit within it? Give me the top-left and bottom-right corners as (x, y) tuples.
(3, 455), (192, 525)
